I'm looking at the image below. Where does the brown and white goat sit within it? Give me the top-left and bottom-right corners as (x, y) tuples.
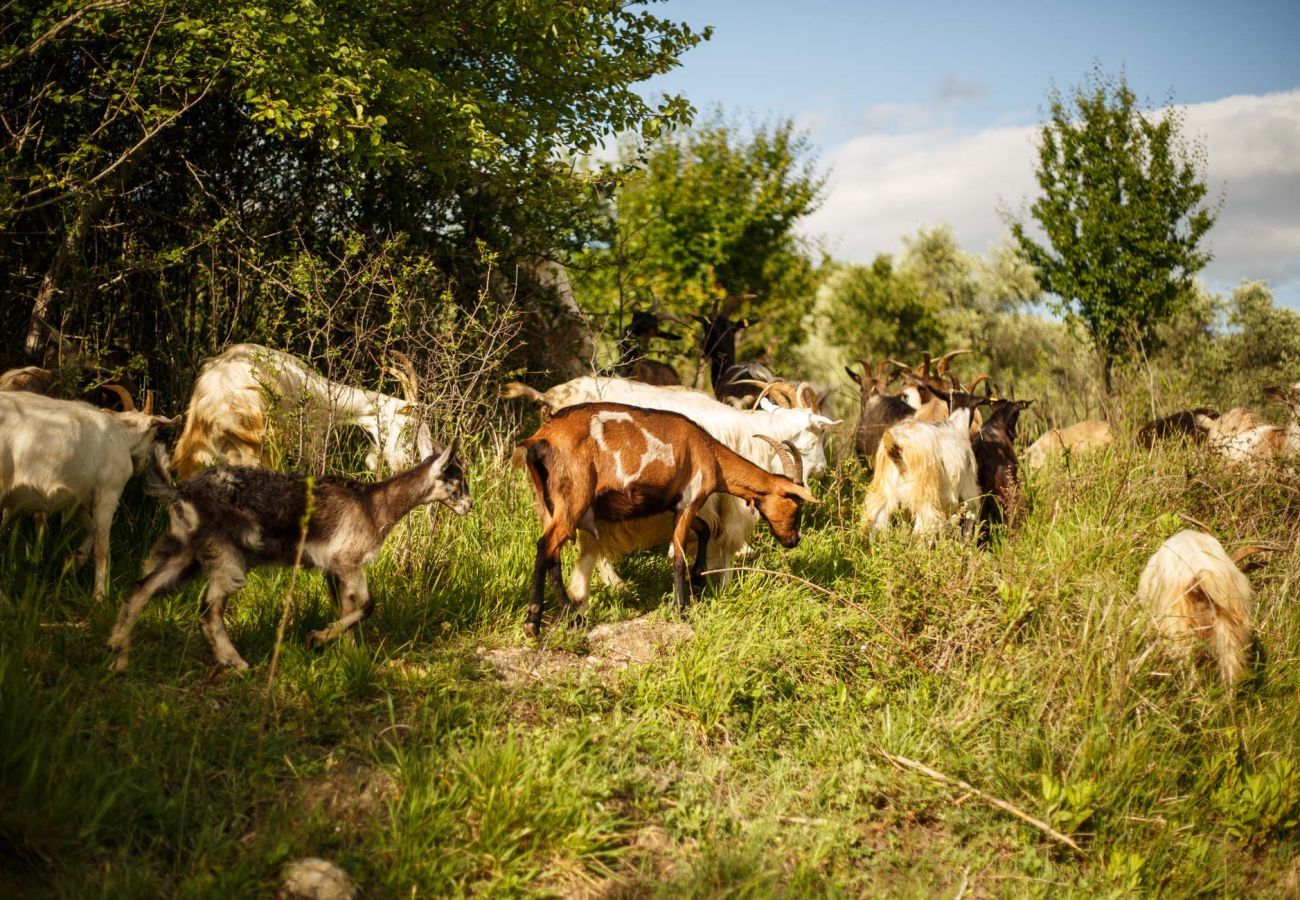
(516, 402), (816, 637)
(171, 344), (431, 478)
(1197, 384), (1300, 470)
(1136, 530), (1271, 685)
(1138, 408), (1219, 448)
(0, 389), (178, 599)
(972, 396), (1033, 539)
(108, 440), (470, 671)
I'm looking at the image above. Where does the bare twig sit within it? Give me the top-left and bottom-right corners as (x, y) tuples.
(877, 749), (1084, 854)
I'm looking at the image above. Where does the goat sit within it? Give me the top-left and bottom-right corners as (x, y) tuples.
(501, 375), (838, 608)
(1022, 420), (1112, 470)
(1138, 408), (1219, 448)
(0, 366), (58, 394)
(171, 344), (431, 479)
(972, 396), (1033, 539)
(618, 310), (681, 386)
(1136, 530), (1271, 684)
(0, 389), (178, 599)
(516, 402), (815, 636)
(860, 387), (983, 538)
(847, 360), (913, 466)
(691, 301), (766, 404)
(107, 440), (470, 671)
(1197, 385), (1300, 469)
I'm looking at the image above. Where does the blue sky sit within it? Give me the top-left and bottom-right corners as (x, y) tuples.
(639, 0), (1300, 305)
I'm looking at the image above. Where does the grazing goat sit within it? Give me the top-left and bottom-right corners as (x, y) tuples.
(847, 359), (914, 465)
(1138, 408), (1219, 447)
(172, 344), (431, 478)
(0, 389), (178, 599)
(972, 396), (1033, 538)
(108, 441), (470, 671)
(1136, 530), (1270, 684)
(1022, 420), (1113, 470)
(516, 402), (815, 636)
(618, 310), (681, 386)
(501, 375), (838, 608)
(860, 387), (983, 538)
(0, 366), (57, 394)
(1197, 385), (1300, 469)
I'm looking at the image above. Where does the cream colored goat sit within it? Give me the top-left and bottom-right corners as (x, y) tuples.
(1136, 530), (1266, 684)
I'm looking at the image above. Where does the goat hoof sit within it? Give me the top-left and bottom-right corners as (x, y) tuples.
(306, 630), (327, 649)
(109, 655), (129, 673)
(523, 621), (540, 639)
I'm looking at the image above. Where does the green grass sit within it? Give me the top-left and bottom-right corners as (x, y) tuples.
(2, 434), (1299, 896)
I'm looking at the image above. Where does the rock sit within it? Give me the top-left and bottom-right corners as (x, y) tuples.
(280, 857), (357, 900)
(478, 615), (693, 685)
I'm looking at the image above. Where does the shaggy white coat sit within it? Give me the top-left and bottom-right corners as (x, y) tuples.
(1136, 530), (1253, 684)
(172, 344), (430, 478)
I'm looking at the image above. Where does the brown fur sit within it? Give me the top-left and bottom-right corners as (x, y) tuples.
(517, 402), (815, 636)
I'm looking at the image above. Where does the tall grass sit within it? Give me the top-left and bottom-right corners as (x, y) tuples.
(1, 432), (1298, 895)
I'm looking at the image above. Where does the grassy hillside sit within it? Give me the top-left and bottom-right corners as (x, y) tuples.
(2, 430), (1299, 896)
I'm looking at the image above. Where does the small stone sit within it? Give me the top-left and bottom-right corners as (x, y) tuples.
(280, 857), (357, 900)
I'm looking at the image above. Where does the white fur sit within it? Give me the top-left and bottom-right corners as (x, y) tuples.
(0, 392), (170, 599)
(1022, 420), (1112, 470)
(1136, 530), (1253, 684)
(860, 404), (979, 538)
(1198, 402), (1300, 471)
(172, 344), (431, 477)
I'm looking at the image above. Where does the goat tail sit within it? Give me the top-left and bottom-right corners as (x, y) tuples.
(145, 444), (179, 500)
(500, 382), (545, 404)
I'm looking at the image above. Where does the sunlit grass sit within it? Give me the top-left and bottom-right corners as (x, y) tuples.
(2, 437), (1299, 895)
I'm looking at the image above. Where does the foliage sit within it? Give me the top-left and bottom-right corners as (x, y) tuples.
(1, 0), (708, 385)
(1011, 70), (1218, 388)
(571, 116), (826, 372)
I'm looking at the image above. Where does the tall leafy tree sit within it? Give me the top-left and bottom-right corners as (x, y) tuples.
(1011, 70), (1218, 389)
(573, 116), (825, 369)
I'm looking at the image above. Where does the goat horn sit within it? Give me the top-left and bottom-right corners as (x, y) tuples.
(389, 351), (420, 404)
(965, 373), (991, 393)
(754, 434), (802, 484)
(752, 381), (784, 408)
(935, 349), (972, 375)
(143, 390), (154, 416)
(763, 381), (800, 408)
(1230, 544), (1282, 566)
(888, 359), (915, 374)
(918, 352), (932, 377)
(102, 383), (135, 411)
(797, 382), (817, 410)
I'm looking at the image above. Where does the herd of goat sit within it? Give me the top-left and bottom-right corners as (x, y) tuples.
(1, 306), (1295, 685)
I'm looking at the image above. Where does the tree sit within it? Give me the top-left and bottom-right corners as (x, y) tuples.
(817, 255), (945, 363)
(1011, 70), (1218, 390)
(1, 1), (709, 387)
(572, 116), (825, 369)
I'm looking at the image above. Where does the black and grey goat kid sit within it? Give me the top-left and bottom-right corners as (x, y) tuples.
(108, 440), (470, 671)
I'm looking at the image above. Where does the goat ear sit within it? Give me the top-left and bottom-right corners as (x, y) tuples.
(151, 414), (182, 429)
(789, 483), (818, 504)
(433, 437), (457, 470)
(812, 414), (841, 429)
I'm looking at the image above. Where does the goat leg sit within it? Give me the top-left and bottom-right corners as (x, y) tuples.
(198, 563), (250, 670)
(308, 572), (373, 647)
(525, 537), (550, 638)
(689, 519), (711, 595)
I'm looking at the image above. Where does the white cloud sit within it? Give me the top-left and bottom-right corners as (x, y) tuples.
(804, 89), (1300, 303)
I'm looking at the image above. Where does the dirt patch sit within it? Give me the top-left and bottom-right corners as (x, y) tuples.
(478, 616), (693, 686)
(299, 758), (398, 827)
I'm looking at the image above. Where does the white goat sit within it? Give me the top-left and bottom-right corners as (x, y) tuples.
(860, 391), (982, 537)
(1136, 530), (1267, 684)
(1022, 420), (1113, 470)
(172, 344), (431, 478)
(0, 390), (177, 599)
(501, 376), (839, 610)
